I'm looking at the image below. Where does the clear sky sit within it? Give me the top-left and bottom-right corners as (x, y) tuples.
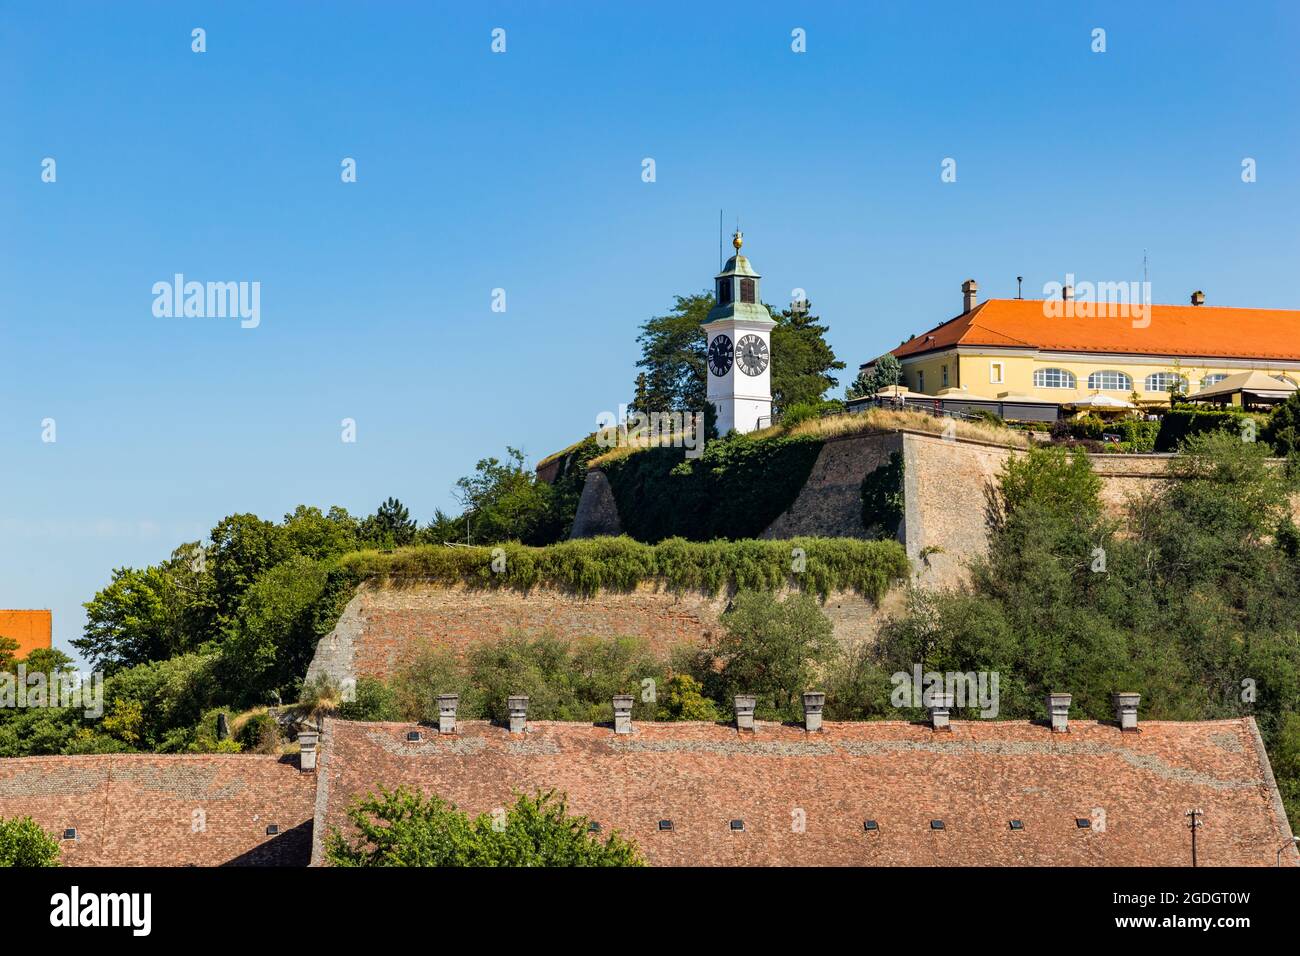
(2, 1), (1298, 660)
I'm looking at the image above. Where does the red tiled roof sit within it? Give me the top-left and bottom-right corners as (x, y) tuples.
(0, 754), (315, 866)
(313, 717), (1298, 867)
(892, 300), (1300, 362)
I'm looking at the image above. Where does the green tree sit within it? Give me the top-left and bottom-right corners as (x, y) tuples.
(325, 787), (643, 867)
(711, 591), (836, 719)
(847, 353), (901, 400)
(0, 816), (60, 867)
(1264, 391), (1300, 457)
(769, 303), (845, 414)
(451, 448), (554, 546)
(77, 561), (194, 670)
(360, 497), (418, 548)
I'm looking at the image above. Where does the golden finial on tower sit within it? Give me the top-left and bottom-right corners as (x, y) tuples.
(732, 229), (743, 252)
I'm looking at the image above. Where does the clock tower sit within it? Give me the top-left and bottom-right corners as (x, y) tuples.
(702, 230), (775, 434)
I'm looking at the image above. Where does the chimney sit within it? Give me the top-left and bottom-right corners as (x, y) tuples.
(1062, 284), (1074, 301)
(437, 694), (458, 735)
(612, 694), (634, 734)
(802, 691), (825, 732)
(1046, 692), (1071, 733)
(961, 279), (978, 313)
(507, 695), (529, 734)
(1190, 290), (1205, 306)
(1112, 692), (1140, 732)
(297, 729), (319, 772)
(733, 695), (757, 732)
(928, 692), (954, 731)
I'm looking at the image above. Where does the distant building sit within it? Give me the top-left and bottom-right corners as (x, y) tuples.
(855, 282), (1300, 420)
(0, 610), (52, 658)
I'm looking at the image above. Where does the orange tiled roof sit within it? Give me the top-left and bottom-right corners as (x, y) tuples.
(313, 717), (1298, 867)
(892, 299), (1300, 362)
(0, 754), (315, 866)
(0, 610), (51, 659)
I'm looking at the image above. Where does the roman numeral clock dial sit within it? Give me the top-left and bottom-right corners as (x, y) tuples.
(708, 334), (733, 376)
(736, 334), (769, 376)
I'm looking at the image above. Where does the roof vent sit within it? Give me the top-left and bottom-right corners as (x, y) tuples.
(613, 694), (634, 735)
(729, 819), (745, 832)
(438, 694), (459, 735)
(588, 821), (601, 833)
(1112, 692), (1140, 732)
(962, 278), (978, 313)
(1046, 692), (1071, 733)
(1191, 290), (1206, 306)
(406, 730), (422, 743)
(733, 695), (757, 733)
(658, 819), (674, 832)
(802, 691), (825, 733)
(62, 828), (77, 840)
(1009, 820), (1024, 831)
(1076, 817), (1092, 829)
(930, 819), (945, 830)
(863, 819), (879, 832)
(265, 824), (279, 836)
(507, 695), (529, 734)
(928, 692), (954, 731)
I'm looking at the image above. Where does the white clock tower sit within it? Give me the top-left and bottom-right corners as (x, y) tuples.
(702, 230), (775, 435)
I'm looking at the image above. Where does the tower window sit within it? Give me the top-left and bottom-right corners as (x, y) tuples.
(739, 277), (755, 304)
(718, 279), (733, 307)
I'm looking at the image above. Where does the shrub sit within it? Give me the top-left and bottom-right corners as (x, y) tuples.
(234, 712), (280, 753)
(326, 787), (643, 867)
(339, 676), (400, 722)
(655, 673), (723, 722)
(1155, 406), (1262, 452)
(0, 816), (60, 867)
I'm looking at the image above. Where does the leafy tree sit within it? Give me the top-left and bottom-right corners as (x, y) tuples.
(1264, 391), (1300, 457)
(769, 303), (845, 414)
(450, 448), (553, 546)
(282, 505), (359, 560)
(78, 561), (195, 670)
(710, 591), (836, 719)
(325, 787), (643, 867)
(0, 816), (60, 867)
(847, 353), (901, 400)
(360, 497), (417, 548)
(656, 673), (722, 721)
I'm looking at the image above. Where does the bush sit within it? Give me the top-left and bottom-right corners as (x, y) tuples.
(655, 673), (723, 722)
(1111, 419), (1160, 452)
(339, 676), (400, 722)
(1155, 406), (1261, 452)
(234, 712), (280, 753)
(0, 816), (60, 867)
(326, 787), (643, 867)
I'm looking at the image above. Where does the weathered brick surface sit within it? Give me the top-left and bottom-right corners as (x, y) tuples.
(763, 432), (903, 539)
(306, 582), (893, 686)
(314, 716), (1298, 867)
(569, 471), (622, 538)
(0, 754), (315, 866)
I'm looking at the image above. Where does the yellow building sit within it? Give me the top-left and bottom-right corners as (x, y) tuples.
(858, 281), (1300, 420)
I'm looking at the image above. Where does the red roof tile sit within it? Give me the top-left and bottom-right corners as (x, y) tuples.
(892, 300), (1300, 362)
(313, 717), (1298, 867)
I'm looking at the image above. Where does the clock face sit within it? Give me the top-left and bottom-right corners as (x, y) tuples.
(736, 334), (769, 376)
(707, 334), (734, 376)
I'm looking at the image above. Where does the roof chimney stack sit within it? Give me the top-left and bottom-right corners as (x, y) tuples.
(612, 694), (634, 735)
(802, 691), (825, 733)
(1046, 692), (1071, 733)
(507, 695), (529, 734)
(733, 695), (757, 732)
(1062, 284), (1074, 301)
(1112, 692), (1140, 732)
(297, 728), (319, 772)
(929, 692), (954, 731)
(962, 279), (978, 313)
(437, 694), (459, 735)
(1191, 290), (1205, 306)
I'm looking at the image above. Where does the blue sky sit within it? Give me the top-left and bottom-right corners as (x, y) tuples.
(2, 1), (1298, 660)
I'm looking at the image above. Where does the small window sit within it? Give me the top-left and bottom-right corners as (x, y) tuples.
(990, 362), (1004, 385)
(717, 279), (733, 307)
(1009, 820), (1024, 831)
(588, 822), (601, 833)
(62, 828), (77, 840)
(1087, 370), (1133, 391)
(1144, 372), (1187, 393)
(917, 371), (925, 392)
(1075, 818), (1092, 829)
(658, 819), (674, 832)
(863, 819), (879, 832)
(729, 819), (745, 831)
(1034, 368), (1077, 389)
(406, 731), (422, 742)
(942, 365), (949, 388)
(739, 277), (756, 304)
(930, 820), (945, 830)
(265, 824), (279, 836)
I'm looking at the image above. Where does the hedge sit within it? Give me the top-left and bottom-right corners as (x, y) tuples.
(337, 536), (910, 602)
(1155, 407), (1264, 452)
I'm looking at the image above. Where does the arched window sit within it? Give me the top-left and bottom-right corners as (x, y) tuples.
(1033, 368), (1076, 389)
(1144, 372), (1188, 393)
(1200, 373), (1228, 388)
(1087, 370), (1132, 391)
